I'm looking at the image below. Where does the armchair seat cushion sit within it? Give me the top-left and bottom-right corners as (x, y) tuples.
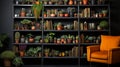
(91, 51), (108, 60)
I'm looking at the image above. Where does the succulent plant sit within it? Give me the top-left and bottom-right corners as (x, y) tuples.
(15, 32), (20, 39)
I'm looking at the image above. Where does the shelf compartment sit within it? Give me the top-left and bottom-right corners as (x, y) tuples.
(13, 17), (42, 19)
(44, 17), (78, 19)
(79, 5), (109, 7)
(43, 43), (78, 45)
(80, 43), (100, 46)
(44, 30), (78, 32)
(13, 30), (42, 32)
(14, 4), (32, 7)
(21, 56), (42, 58)
(43, 56), (78, 59)
(13, 43), (43, 45)
(80, 30), (109, 32)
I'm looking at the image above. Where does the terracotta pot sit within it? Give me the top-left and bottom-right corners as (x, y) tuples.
(64, 13), (69, 17)
(69, 0), (73, 5)
(4, 59), (11, 67)
(59, 13), (64, 17)
(29, 37), (34, 43)
(31, 26), (36, 30)
(44, 14), (47, 17)
(20, 11), (25, 17)
(15, 39), (19, 43)
(57, 25), (63, 30)
(20, 51), (25, 57)
(45, 53), (49, 57)
(35, 1), (40, 5)
(83, 0), (88, 5)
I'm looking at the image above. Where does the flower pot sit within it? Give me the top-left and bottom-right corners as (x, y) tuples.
(69, 0), (73, 5)
(29, 37), (34, 43)
(19, 51), (25, 57)
(4, 59), (11, 67)
(15, 39), (19, 43)
(83, 0), (88, 5)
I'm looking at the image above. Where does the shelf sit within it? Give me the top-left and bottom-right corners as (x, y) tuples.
(44, 17), (78, 19)
(80, 43), (100, 46)
(13, 0), (110, 65)
(13, 30), (42, 32)
(44, 30), (78, 32)
(80, 30), (109, 32)
(43, 57), (78, 59)
(79, 17), (109, 19)
(14, 4), (32, 7)
(13, 43), (43, 45)
(13, 4), (109, 7)
(79, 5), (109, 7)
(44, 5), (78, 7)
(42, 43), (78, 46)
(21, 57), (42, 58)
(13, 17), (42, 19)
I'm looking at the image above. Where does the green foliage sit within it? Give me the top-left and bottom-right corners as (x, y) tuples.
(0, 50), (16, 59)
(26, 47), (42, 56)
(12, 57), (23, 66)
(20, 19), (31, 25)
(34, 36), (41, 41)
(99, 20), (108, 28)
(32, 0), (43, 21)
(26, 33), (33, 38)
(0, 33), (8, 47)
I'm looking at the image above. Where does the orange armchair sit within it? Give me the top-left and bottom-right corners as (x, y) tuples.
(86, 35), (120, 64)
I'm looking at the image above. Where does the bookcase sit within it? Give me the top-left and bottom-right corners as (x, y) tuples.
(12, 0), (110, 66)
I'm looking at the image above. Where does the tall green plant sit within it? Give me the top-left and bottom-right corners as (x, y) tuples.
(32, 0), (43, 21)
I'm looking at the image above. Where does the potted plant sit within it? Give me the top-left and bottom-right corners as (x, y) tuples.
(12, 57), (24, 67)
(48, 32), (55, 43)
(0, 50), (16, 67)
(19, 45), (27, 57)
(0, 33), (8, 48)
(99, 20), (108, 30)
(44, 48), (50, 57)
(15, 32), (20, 43)
(57, 22), (63, 30)
(102, 10), (108, 17)
(32, 0), (43, 21)
(21, 19), (31, 30)
(26, 47), (42, 57)
(27, 33), (34, 43)
(34, 36), (41, 43)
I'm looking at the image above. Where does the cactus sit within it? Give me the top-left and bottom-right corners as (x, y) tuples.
(15, 32), (20, 39)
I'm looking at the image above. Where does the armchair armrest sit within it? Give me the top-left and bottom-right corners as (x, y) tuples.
(108, 47), (120, 64)
(86, 45), (100, 61)
(87, 45), (100, 52)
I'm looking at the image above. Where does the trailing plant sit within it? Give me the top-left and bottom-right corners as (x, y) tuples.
(12, 57), (24, 67)
(32, 0), (43, 21)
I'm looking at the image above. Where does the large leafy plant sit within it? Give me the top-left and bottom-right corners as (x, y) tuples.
(12, 57), (24, 67)
(32, 0), (43, 21)
(0, 50), (16, 59)
(0, 33), (8, 47)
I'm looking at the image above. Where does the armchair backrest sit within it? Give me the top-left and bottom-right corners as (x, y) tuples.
(100, 35), (120, 51)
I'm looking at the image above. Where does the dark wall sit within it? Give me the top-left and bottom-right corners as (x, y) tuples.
(0, 0), (120, 45)
(0, 0), (13, 48)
